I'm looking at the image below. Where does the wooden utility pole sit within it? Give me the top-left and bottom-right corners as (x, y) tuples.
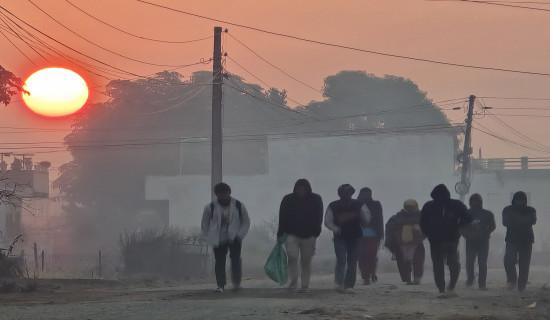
(211, 26), (223, 200)
(458, 95), (476, 202)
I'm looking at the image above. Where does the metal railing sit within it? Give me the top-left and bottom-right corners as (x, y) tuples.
(473, 157), (550, 171)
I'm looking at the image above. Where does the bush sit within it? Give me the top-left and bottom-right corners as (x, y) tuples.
(120, 228), (208, 278)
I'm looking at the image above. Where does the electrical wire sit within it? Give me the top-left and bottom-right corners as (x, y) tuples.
(429, 0), (550, 12)
(64, 0), (213, 44)
(135, 0), (550, 77)
(0, 5), (144, 77)
(27, 0), (203, 68)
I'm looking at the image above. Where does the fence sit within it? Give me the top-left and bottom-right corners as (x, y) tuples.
(473, 157), (550, 171)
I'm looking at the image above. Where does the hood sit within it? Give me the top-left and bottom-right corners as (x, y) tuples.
(512, 191), (527, 206)
(356, 187), (372, 203)
(293, 178), (312, 194)
(469, 193), (483, 209)
(430, 184), (451, 202)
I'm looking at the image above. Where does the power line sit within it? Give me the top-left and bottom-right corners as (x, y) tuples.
(485, 108), (550, 150)
(0, 5), (144, 77)
(27, 0), (201, 68)
(127, 86), (206, 115)
(64, 0), (213, 44)
(1, 123), (461, 154)
(226, 32), (449, 125)
(473, 121), (550, 155)
(429, 0), (550, 12)
(0, 14), (52, 65)
(135, 0), (550, 77)
(477, 96), (550, 101)
(0, 24), (36, 66)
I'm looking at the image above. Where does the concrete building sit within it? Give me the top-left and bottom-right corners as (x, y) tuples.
(146, 129), (461, 230)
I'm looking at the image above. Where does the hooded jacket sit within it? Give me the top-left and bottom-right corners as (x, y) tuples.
(502, 191), (537, 244)
(420, 184), (470, 244)
(277, 179), (324, 238)
(460, 195), (496, 242)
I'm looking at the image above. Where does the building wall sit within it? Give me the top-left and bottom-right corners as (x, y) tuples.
(146, 133), (460, 230)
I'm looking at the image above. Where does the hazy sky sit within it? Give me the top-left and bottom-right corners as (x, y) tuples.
(2, 0), (550, 170)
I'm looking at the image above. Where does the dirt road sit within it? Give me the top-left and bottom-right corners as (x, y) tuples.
(1, 267), (549, 319)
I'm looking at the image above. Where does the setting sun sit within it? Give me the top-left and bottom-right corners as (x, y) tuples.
(22, 67), (89, 117)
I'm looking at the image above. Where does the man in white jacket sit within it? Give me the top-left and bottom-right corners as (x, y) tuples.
(201, 183), (250, 292)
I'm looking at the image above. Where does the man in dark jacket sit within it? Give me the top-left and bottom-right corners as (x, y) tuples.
(277, 179), (323, 293)
(460, 194), (496, 290)
(503, 191), (537, 292)
(325, 184), (370, 293)
(356, 187), (384, 285)
(420, 184), (470, 298)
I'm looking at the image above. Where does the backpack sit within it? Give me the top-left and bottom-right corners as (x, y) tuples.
(210, 200), (242, 221)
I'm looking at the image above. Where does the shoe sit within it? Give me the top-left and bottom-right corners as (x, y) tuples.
(232, 284), (241, 292)
(413, 278), (421, 285)
(507, 282), (517, 290)
(215, 287), (224, 293)
(344, 288), (356, 294)
(446, 290), (458, 298)
(406, 281), (413, 285)
(298, 287), (309, 293)
(479, 286), (488, 291)
(371, 275), (378, 283)
(465, 279), (474, 287)
(363, 279), (371, 285)
(437, 292), (448, 299)
(335, 285), (345, 293)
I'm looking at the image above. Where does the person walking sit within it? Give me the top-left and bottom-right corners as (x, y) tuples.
(325, 184), (371, 294)
(460, 193), (496, 290)
(503, 191), (537, 292)
(277, 179), (324, 293)
(356, 187), (384, 285)
(420, 184), (470, 298)
(201, 182), (250, 293)
(385, 199), (425, 285)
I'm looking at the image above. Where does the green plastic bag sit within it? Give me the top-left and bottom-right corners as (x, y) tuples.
(264, 234), (288, 285)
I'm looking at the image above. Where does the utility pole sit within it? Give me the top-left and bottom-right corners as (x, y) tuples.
(457, 95), (476, 202)
(211, 26), (223, 200)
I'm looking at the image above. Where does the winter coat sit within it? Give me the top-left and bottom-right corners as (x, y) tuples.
(460, 208), (496, 242)
(385, 209), (425, 253)
(201, 198), (250, 247)
(277, 180), (324, 238)
(420, 184), (470, 244)
(502, 204), (537, 245)
(325, 199), (370, 241)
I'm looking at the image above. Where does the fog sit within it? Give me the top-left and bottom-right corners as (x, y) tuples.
(2, 69), (548, 281)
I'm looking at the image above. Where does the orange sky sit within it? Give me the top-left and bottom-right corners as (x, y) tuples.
(2, 0), (550, 170)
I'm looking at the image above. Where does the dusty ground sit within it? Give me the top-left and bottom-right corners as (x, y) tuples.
(1, 267), (549, 320)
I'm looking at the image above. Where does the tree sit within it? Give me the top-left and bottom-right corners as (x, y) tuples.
(0, 65), (26, 106)
(299, 70), (450, 131)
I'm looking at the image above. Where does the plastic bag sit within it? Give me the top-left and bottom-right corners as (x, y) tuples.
(264, 234), (288, 284)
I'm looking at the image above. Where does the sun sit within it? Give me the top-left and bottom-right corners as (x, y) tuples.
(22, 67), (89, 117)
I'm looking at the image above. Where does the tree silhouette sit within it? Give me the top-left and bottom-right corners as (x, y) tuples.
(299, 70), (450, 131)
(0, 65), (27, 106)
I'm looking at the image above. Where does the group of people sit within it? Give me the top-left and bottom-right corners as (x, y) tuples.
(201, 180), (537, 297)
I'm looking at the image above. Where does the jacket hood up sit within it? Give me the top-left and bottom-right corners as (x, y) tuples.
(430, 184), (451, 202)
(293, 178), (312, 194)
(469, 193), (483, 209)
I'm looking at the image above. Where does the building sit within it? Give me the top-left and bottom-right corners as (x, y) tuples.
(146, 128), (461, 229)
